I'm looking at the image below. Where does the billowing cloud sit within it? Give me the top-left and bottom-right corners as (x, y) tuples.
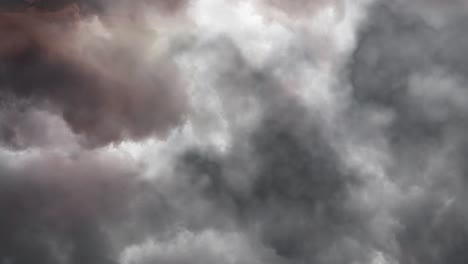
(0, 1), (187, 147)
(350, 1), (468, 263)
(1, 0), (468, 264)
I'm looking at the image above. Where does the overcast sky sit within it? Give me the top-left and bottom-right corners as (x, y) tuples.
(1, 1), (468, 264)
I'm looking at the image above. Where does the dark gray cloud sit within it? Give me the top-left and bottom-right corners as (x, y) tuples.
(2, 0), (468, 264)
(0, 150), (138, 264)
(350, 1), (468, 263)
(350, 1), (468, 145)
(0, 0), (190, 15)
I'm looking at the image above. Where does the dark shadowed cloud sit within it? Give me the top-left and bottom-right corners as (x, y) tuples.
(1, 0), (468, 264)
(0, 4), (187, 147)
(350, 1), (468, 263)
(0, 149), (139, 264)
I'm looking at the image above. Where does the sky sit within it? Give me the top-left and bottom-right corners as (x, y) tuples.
(1, 0), (468, 264)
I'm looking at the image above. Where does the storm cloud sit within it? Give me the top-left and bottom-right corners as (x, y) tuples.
(1, 0), (468, 264)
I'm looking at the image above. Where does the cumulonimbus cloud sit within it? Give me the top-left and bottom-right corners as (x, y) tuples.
(1, 1), (468, 264)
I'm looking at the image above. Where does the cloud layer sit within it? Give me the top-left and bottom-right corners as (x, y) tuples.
(1, 0), (467, 264)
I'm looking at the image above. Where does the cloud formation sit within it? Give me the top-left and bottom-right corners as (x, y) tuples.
(0, 1), (187, 147)
(1, 0), (468, 264)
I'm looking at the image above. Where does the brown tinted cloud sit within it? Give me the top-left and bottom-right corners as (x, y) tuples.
(0, 0), (187, 147)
